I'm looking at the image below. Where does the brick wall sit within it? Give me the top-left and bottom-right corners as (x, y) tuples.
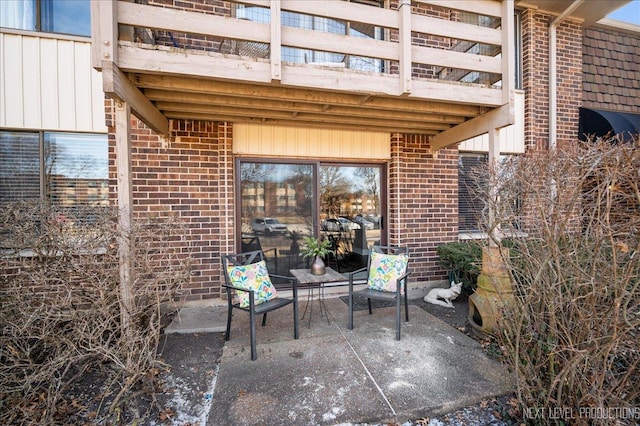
(390, 133), (458, 284)
(583, 26), (640, 113)
(108, 116), (234, 301)
(521, 9), (582, 151)
(103, 1), (605, 302)
(555, 18), (583, 150)
(106, 123), (456, 302)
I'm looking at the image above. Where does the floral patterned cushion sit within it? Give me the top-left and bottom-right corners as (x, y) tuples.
(367, 251), (409, 294)
(227, 260), (278, 308)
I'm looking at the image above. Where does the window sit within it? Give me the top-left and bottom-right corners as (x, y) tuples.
(0, 0), (91, 37)
(237, 160), (385, 275)
(458, 154), (487, 232)
(0, 131), (108, 207)
(458, 153), (522, 234)
(514, 11), (523, 90)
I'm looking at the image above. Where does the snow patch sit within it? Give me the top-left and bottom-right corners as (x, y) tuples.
(388, 379), (416, 390)
(150, 364), (219, 426)
(322, 406), (344, 421)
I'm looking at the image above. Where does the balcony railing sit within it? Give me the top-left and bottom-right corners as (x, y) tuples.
(92, 0), (515, 139)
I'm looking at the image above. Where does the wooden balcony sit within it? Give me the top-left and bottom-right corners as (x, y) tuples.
(92, 0), (515, 148)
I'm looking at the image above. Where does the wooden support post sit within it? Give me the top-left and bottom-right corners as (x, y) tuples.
(115, 101), (134, 332)
(488, 127), (500, 246)
(91, 0), (117, 69)
(270, 0), (282, 81)
(398, 0), (412, 95)
(501, 0), (515, 105)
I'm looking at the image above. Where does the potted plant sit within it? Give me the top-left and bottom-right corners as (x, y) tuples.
(300, 236), (332, 275)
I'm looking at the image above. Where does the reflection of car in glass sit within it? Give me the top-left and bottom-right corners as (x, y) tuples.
(365, 215), (381, 229)
(251, 217), (288, 233)
(339, 217), (360, 230)
(322, 217), (360, 231)
(354, 215), (374, 230)
(322, 218), (340, 232)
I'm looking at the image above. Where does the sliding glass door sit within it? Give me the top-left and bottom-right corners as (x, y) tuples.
(237, 160), (384, 275)
(319, 164), (383, 272)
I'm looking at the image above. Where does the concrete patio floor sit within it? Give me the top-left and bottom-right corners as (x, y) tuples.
(164, 296), (513, 425)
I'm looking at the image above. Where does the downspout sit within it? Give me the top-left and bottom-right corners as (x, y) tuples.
(549, 0), (584, 150)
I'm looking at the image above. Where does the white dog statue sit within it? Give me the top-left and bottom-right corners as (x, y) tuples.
(423, 281), (462, 308)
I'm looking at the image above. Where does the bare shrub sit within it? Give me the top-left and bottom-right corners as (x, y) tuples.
(474, 138), (639, 424)
(0, 202), (191, 424)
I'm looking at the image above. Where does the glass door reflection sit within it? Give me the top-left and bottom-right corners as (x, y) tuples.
(239, 162), (314, 275)
(238, 161), (384, 275)
(319, 165), (382, 272)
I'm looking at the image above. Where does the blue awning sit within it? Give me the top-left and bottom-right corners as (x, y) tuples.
(579, 108), (640, 142)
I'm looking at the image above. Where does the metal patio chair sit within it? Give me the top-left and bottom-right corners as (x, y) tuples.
(221, 250), (299, 360)
(241, 234), (279, 273)
(347, 245), (410, 340)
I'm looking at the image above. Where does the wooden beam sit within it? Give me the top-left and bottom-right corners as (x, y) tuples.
(282, 27), (397, 61)
(134, 74), (485, 116)
(90, 0), (102, 68)
(430, 103), (514, 152)
(157, 102), (454, 130)
(90, 0), (116, 69)
(144, 89), (326, 112)
(501, 0), (515, 105)
(399, 0), (412, 94)
(117, 1), (270, 43)
(144, 88), (467, 124)
(275, 0), (398, 28)
(102, 61), (169, 136)
(488, 127), (500, 245)
(411, 13), (502, 46)
(164, 111), (440, 135)
(270, 0), (282, 81)
(290, 113), (452, 131)
(412, 45), (502, 75)
(408, 79), (503, 106)
(323, 107), (465, 125)
(417, 0), (502, 17)
(118, 43), (272, 85)
(118, 44), (503, 106)
(115, 101), (134, 332)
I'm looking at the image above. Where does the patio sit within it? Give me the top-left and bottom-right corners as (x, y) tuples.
(165, 295), (513, 425)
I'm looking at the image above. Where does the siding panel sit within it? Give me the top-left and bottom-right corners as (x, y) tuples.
(22, 36), (42, 128)
(0, 31), (106, 133)
(74, 42), (93, 131)
(2, 34), (24, 127)
(56, 40), (76, 130)
(39, 37), (60, 129)
(233, 123), (390, 159)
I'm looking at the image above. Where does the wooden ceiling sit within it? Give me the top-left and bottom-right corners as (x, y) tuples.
(131, 73), (489, 137)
